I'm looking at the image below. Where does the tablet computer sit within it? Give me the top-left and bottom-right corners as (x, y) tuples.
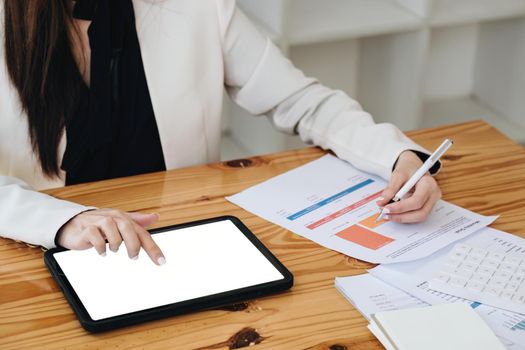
(44, 216), (293, 332)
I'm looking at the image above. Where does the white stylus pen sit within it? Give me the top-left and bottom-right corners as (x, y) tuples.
(375, 138), (454, 222)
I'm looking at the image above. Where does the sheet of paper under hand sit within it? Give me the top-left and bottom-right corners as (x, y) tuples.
(227, 155), (496, 264)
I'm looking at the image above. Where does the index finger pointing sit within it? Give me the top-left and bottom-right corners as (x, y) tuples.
(133, 222), (166, 266)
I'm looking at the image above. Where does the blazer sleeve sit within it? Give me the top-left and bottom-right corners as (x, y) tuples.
(215, 0), (439, 180)
(0, 176), (93, 248)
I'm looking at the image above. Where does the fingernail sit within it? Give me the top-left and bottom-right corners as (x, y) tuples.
(383, 208), (390, 214)
(157, 257), (166, 266)
(100, 251), (107, 257)
(377, 196), (384, 201)
(131, 255), (139, 260)
(384, 214), (390, 220)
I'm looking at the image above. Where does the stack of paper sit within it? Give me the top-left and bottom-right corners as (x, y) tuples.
(366, 227), (525, 349)
(227, 154), (525, 349)
(334, 273), (429, 319)
(336, 265), (525, 350)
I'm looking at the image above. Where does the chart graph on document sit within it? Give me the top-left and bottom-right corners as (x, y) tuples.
(276, 174), (396, 251)
(227, 154), (496, 264)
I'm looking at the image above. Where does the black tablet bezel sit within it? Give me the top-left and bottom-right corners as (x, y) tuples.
(44, 215), (293, 332)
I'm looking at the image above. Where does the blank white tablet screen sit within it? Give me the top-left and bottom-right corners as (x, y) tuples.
(54, 220), (285, 321)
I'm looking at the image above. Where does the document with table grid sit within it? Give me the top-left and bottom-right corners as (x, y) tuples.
(369, 228), (525, 349)
(430, 243), (525, 314)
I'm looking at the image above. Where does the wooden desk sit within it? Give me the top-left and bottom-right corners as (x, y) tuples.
(1, 121), (524, 349)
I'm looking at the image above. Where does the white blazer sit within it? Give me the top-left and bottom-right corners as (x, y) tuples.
(0, 0), (429, 248)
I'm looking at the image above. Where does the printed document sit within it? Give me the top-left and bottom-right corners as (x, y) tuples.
(368, 228), (525, 347)
(337, 273), (524, 350)
(335, 273), (429, 319)
(227, 155), (496, 263)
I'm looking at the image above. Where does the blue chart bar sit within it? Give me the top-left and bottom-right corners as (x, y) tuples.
(287, 178), (374, 221)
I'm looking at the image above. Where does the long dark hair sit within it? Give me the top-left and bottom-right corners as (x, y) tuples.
(4, 0), (83, 177)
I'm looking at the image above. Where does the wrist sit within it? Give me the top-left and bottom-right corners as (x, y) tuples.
(54, 208), (94, 247)
(394, 150), (423, 171)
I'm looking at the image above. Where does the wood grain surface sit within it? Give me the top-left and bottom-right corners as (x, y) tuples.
(1, 121), (524, 349)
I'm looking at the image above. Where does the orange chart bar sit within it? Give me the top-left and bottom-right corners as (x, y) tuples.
(336, 225), (394, 250)
(360, 214), (388, 229)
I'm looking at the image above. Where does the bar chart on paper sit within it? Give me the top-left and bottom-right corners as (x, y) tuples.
(283, 176), (392, 250)
(227, 155), (497, 264)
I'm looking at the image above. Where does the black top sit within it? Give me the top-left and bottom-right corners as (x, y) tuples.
(61, 0), (166, 185)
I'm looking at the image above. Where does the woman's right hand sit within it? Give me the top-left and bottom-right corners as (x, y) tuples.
(56, 209), (166, 265)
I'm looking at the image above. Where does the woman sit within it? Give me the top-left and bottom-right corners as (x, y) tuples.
(0, 0), (441, 265)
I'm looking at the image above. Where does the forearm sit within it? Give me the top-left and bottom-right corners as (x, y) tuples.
(268, 84), (431, 180)
(217, 1), (434, 180)
(0, 176), (94, 248)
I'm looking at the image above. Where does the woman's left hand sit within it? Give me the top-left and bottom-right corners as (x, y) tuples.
(376, 150), (441, 223)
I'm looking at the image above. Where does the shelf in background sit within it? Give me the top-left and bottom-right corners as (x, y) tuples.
(430, 0), (525, 27)
(422, 97), (525, 144)
(287, 0), (423, 45)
